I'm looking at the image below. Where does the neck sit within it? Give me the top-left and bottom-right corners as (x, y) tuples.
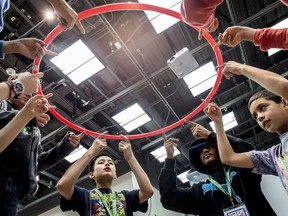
(96, 181), (112, 189)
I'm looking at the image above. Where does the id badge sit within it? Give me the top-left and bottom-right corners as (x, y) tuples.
(223, 203), (250, 216)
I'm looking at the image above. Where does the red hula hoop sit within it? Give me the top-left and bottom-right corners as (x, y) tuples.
(33, 2), (223, 140)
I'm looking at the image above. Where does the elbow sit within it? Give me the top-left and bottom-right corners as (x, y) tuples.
(56, 178), (67, 194)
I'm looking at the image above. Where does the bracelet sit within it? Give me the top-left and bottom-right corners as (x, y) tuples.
(4, 81), (12, 100)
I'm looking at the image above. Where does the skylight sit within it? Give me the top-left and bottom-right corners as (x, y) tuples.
(183, 61), (217, 97)
(150, 145), (180, 163)
(268, 18), (288, 56)
(112, 103), (151, 132)
(50, 40), (105, 85)
(177, 170), (189, 183)
(65, 145), (87, 163)
(209, 111), (238, 131)
(138, 0), (181, 34)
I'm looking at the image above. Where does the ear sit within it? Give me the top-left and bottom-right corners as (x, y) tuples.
(281, 98), (288, 110)
(89, 172), (94, 180)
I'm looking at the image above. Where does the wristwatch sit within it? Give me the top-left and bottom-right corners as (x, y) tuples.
(7, 80), (24, 99)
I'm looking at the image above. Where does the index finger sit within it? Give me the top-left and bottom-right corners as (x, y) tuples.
(77, 132), (85, 139)
(43, 93), (53, 100)
(75, 20), (85, 34)
(213, 40), (222, 48)
(198, 28), (204, 40)
(162, 132), (167, 142)
(97, 131), (108, 139)
(187, 121), (196, 127)
(120, 134), (129, 142)
(45, 49), (58, 57)
(216, 63), (226, 69)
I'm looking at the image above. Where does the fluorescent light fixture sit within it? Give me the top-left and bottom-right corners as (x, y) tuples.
(65, 145), (87, 163)
(268, 18), (288, 56)
(150, 146), (180, 163)
(209, 111), (238, 131)
(50, 40), (105, 85)
(112, 103), (151, 132)
(183, 61), (217, 97)
(177, 170), (189, 183)
(138, 0), (181, 34)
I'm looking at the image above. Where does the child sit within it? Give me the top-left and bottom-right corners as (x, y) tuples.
(57, 132), (154, 215)
(204, 60), (288, 192)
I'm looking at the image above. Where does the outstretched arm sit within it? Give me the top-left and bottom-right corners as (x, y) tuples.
(218, 61), (288, 101)
(119, 135), (154, 203)
(57, 132), (106, 200)
(0, 93), (54, 153)
(215, 26), (255, 48)
(204, 102), (254, 168)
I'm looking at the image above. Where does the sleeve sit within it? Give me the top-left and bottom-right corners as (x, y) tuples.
(180, 0), (222, 28)
(250, 146), (278, 176)
(37, 132), (76, 171)
(122, 189), (148, 213)
(253, 28), (288, 51)
(158, 158), (202, 214)
(207, 132), (254, 153)
(60, 186), (88, 215)
(0, 40), (4, 59)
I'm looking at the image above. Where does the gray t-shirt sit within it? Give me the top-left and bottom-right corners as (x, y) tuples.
(250, 132), (288, 192)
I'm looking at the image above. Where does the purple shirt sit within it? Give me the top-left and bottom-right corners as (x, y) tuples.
(250, 132), (288, 192)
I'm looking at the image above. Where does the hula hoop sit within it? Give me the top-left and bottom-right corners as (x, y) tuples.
(33, 3), (223, 140)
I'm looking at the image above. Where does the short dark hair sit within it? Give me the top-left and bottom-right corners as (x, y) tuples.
(248, 90), (282, 109)
(89, 153), (112, 172)
(88, 153), (112, 186)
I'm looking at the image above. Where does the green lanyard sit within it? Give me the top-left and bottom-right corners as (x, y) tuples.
(278, 144), (288, 170)
(95, 189), (117, 216)
(208, 167), (234, 205)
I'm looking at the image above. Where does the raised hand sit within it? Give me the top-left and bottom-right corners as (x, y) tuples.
(203, 102), (223, 124)
(119, 135), (134, 161)
(16, 72), (43, 96)
(217, 61), (245, 80)
(187, 121), (211, 139)
(90, 131), (108, 156)
(162, 133), (179, 159)
(67, 132), (85, 148)
(4, 38), (57, 59)
(48, 0), (85, 34)
(23, 93), (55, 118)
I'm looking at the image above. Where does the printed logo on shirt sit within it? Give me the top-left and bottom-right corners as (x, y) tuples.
(90, 190), (126, 216)
(202, 171), (242, 203)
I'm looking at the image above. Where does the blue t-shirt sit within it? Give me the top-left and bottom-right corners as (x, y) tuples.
(0, 0), (9, 59)
(60, 186), (148, 216)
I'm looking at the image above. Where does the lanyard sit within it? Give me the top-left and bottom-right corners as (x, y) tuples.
(278, 144), (288, 170)
(208, 167), (234, 205)
(95, 189), (117, 216)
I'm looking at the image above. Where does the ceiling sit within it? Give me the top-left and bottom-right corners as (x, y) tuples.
(0, 0), (288, 215)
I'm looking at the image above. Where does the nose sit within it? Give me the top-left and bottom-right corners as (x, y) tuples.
(257, 113), (265, 122)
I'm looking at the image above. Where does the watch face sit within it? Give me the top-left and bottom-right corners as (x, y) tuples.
(15, 82), (24, 93)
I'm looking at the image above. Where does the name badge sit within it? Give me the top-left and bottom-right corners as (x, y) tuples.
(223, 203), (250, 216)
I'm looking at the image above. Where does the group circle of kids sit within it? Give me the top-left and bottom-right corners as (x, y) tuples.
(0, 0), (288, 215)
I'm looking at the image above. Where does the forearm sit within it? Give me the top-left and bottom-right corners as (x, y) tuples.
(3, 40), (20, 55)
(241, 64), (288, 100)
(127, 156), (153, 202)
(240, 26), (256, 42)
(0, 109), (34, 152)
(0, 82), (11, 101)
(214, 121), (236, 165)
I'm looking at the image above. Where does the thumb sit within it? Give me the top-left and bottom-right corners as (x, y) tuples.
(35, 72), (44, 79)
(78, 132), (85, 139)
